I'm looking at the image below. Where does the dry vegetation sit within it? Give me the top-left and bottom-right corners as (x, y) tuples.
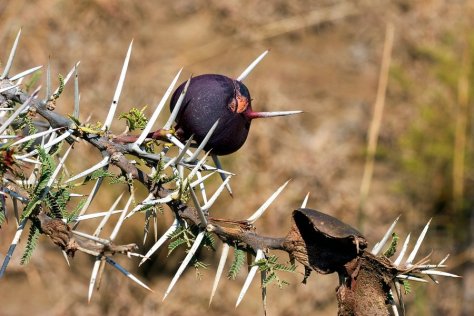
(0, 1), (472, 315)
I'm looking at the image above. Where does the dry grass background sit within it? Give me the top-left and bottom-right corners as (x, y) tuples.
(0, 1), (473, 315)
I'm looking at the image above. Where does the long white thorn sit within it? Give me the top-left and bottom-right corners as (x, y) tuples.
(16, 157), (42, 165)
(0, 219), (27, 277)
(46, 144), (73, 187)
(237, 50), (269, 81)
(416, 264), (448, 269)
(10, 65), (43, 81)
(105, 257), (152, 291)
(72, 231), (111, 246)
(236, 249), (265, 307)
(372, 216), (401, 255)
(394, 233), (411, 267)
(168, 135), (225, 174)
(133, 68), (182, 148)
(197, 173), (209, 204)
(393, 281), (405, 316)
(0, 87), (40, 134)
(61, 250), (70, 267)
(185, 152), (210, 186)
(391, 302), (400, 316)
(420, 270), (460, 278)
(139, 218), (179, 266)
(406, 219), (432, 265)
(1, 29), (22, 79)
(211, 154), (233, 196)
(190, 171), (216, 188)
(93, 193), (124, 237)
(249, 110), (303, 118)
(247, 180), (290, 223)
(88, 257), (102, 302)
(109, 195), (133, 241)
(15, 129), (72, 159)
(396, 274), (428, 283)
(53, 62), (80, 96)
(163, 75), (192, 130)
(167, 134), (187, 149)
(11, 127), (61, 147)
(102, 41), (133, 131)
(163, 231), (205, 300)
(125, 194), (153, 219)
(0, 83), (20, 94)
(65, 156), (110, 183)
(73, 64), (80, 119)
(74, 177), (105, 224)
(46, 60), (51, 99)
(141, 194), (173, 206)
(163, 136), (193, 169)
(189, 187), (208, 226)
(209, 243), (230, 306)
(185, 120), (219, 163)
(74, 210), (124, 222)
(438, 254), (450, 266)
(202, 176), (231, 211)
(301, 192), (310, 208)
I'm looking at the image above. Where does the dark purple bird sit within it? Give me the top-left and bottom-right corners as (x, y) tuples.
(170, 74), (301, 155)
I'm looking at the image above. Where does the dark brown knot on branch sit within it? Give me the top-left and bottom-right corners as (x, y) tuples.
(283, 208), (367, 276)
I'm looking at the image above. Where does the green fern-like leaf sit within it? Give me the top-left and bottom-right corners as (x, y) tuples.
(20, 222), (41, 265)
(273, 262), (297, 272)
(166, 226), (209, 260)
(143, 207), (156, 240)
(20, 117), (37, 151)
(21, 148), (55, 220)
(109, 175), (127, 184)
(202, 232), (216, 251)
(119, 106), (148, 131)
(262, 271), (277, 288)
(63, 198), (86, 223)
(51, 74), (64, 100)
(402, 280), (411, 294)
(0, 209), (6, 227)
(168, 237), (187, 256)
(12, 112), (30, 131)
(254, 255), (296, 288)
(167, 226), (191, 255)
(45, 192), (62, 219)
(84, 169), (114, 183)
(384, 233), (399, 258)
(56, 188), (70, 213)
(36, 148), (55, 192)
(227, 246), (246, 280)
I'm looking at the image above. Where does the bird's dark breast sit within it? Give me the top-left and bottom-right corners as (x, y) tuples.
(170, 74), (252, 155)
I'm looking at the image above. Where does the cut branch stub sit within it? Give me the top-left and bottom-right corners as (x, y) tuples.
(336, 252), (398, 316)
(283, 208), (367, 275)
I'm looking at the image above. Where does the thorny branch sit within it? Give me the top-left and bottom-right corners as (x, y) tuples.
(0, 46), (459, 315)
(0, 76), (290, 265)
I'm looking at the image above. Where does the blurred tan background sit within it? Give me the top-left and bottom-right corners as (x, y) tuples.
(0, 0), (473, 315)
